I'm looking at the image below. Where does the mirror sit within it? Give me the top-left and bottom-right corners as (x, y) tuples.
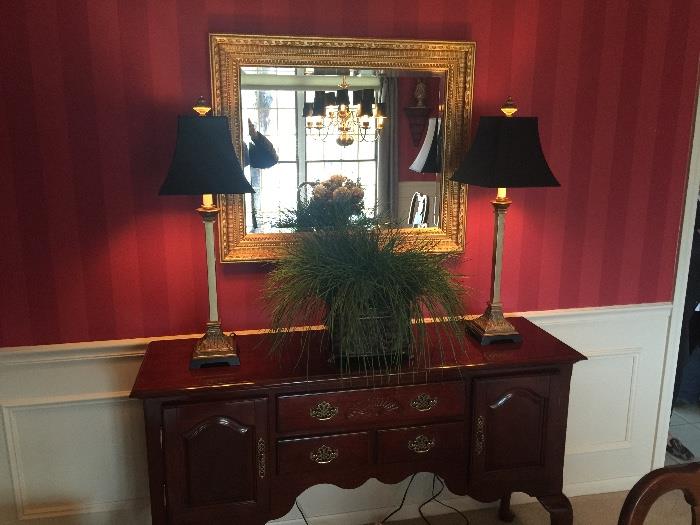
(210, 34), (475, 262)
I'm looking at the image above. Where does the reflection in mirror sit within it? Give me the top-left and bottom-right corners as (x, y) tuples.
(239, 67), (446, 233)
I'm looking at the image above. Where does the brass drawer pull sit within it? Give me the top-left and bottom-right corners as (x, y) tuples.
(410, 393), (438, 412)
(475, 415), (486, 456)
(408, 434), (435, 454)
(310, 444), (339, 464)
(310, 401), (339, 421)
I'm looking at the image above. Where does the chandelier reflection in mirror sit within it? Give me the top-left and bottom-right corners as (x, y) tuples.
(302, 76), (388, 147)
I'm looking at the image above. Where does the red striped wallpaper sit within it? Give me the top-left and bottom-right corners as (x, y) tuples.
(1, 0), (699, 346)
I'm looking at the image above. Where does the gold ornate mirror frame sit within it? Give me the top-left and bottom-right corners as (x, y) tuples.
(210, 34), (475, 262)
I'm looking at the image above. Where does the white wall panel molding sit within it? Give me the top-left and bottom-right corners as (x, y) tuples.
(0, 390), (132, 414)
(522, 303), (671, 491)
(1, 392), (148, 520)
(562, 348), (640, 456)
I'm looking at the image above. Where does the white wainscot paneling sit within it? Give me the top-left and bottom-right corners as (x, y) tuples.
(565, 350), (638, 453)
(525, 304), (671, 496)
(0, 306), (672, 524)
(2, 394), (149, 520)
(0, 337), (160, 525)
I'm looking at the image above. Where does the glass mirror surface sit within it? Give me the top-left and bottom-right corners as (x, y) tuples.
(239, 67), (446, 233)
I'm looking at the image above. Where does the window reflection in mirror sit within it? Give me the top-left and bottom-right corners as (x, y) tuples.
(239, 67), (445, 233)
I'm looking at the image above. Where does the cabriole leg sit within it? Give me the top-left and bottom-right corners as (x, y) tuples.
(498, 493), (515, 522)
(538, 493), (573, 525)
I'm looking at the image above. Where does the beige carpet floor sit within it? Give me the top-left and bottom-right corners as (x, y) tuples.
(377, 490), (691, 524)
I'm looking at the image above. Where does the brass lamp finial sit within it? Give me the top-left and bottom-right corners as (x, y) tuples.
(500, 97), (518, 117)
(193, 96), (212, 117)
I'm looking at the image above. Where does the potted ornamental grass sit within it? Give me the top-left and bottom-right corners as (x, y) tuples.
(275, 174), (366, 231)
(265, 193), (467, 372)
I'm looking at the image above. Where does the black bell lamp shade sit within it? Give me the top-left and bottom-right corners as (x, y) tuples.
(353, 89), (375, 117)
(159, 112), (252, 369)
(452, 110), (559, 345)
(452, 116), (559, 188)
(160, 115), (253, 196)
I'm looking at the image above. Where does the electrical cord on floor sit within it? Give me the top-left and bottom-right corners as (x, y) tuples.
(297, 473), (468, 525)
(295, 498), (310, 525)
(379, 472), (418, 523)
(416, 474), (470, 525)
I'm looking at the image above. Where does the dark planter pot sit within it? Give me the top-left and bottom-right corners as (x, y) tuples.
(328, 311), (411, 365)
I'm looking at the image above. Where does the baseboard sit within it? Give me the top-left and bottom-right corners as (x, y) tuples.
(562, 475), (641, 497)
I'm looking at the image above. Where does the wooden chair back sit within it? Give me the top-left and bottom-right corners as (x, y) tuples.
(618, 462), (700, 525)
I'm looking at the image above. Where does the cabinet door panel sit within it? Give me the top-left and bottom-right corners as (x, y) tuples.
(163, 398), (268, 524)
(471, 374), (553, 485)
(182, 415), (254, 505)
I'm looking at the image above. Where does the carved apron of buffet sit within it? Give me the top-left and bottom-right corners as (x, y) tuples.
(131, 317), (585, 524)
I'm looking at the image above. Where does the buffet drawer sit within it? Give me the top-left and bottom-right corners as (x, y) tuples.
(377, 422), (465, 464)
(277, 382), (465, 433)
(277, 432), (371, 475)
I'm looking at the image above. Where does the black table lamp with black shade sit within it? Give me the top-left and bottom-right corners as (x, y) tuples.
(160, 99), (254, 367)
(452, 98), (559, 345)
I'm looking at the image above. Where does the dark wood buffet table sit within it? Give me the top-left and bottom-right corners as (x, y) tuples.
(131, 317), (585, 524)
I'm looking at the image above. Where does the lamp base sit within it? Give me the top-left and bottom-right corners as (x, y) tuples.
(466, 305), (522, 345)
(190, 321), (240, 369)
